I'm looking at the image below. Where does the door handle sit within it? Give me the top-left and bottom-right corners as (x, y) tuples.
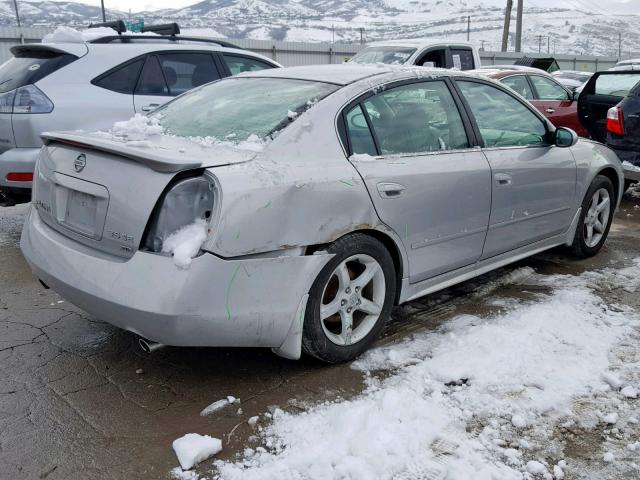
(377, 182), (406, 198)
(494, 173), (512, 186)
(141, 103), (160, 112)
(545, 107), (556, 114)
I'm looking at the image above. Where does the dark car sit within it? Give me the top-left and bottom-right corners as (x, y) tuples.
(479, 69), (588, 137)
(578, 71), (640, 189)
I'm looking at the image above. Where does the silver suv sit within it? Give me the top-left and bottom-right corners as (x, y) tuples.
(0, 33), (280, 205)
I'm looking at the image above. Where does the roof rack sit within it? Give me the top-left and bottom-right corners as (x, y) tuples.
(88, 20), (126, 34)
(141, 23), (180, 36)
(88, 35), (244, 50)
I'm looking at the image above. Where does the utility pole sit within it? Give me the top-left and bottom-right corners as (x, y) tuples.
(12, 0), (20, 27)
(537, 35), (543, 53)
(515, 0), (523, 52)
(467, 16), (470, 41)
(101, 0), (106, 22)
(501, 0), (512, 52)
(480, 39), (487, 51)
(547, 36), (550, 54)
(618, 32), (622, 58)
(360, 27), (364, 45)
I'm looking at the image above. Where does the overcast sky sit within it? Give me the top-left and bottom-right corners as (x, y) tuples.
(49, 0), (640, 14)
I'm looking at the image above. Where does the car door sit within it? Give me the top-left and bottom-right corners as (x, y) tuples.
(578, 71), (640, 142)
(455, 79), (577, 259)
(133, 52), (221, 113)
(527, 74), (587, 136)
(344, 79), (492, 283)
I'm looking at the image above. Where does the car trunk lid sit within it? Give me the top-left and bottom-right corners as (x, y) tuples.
(34, 132), (256, 258)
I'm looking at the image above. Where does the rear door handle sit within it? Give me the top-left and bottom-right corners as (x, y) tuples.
(545, 107), (556, 114)
(377, 182), (406, 198)
(141, 103), (160, 112)
(494, 173), (512, 186)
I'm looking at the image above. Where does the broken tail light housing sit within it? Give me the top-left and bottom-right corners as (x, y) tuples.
(606, 106), (625, 136)
(143, 172), (218, 253)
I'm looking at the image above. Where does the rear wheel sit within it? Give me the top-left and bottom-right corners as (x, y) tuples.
(302, 234), (396, 364)
(570, 175), (614, 258)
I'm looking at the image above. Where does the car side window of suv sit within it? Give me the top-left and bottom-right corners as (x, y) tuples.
(92, 58), (144, 94)
(360, 80), (469, 155)
(457, 80), (547, 148)
(529, 75), (570, 100)
(501, 75), (534, 100)
(157, 53), (220, 95)
(136, 55), (169, 96)
(222, 54), (274, 76)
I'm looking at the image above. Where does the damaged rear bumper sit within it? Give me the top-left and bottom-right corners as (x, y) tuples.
(20, 208), (331, 357)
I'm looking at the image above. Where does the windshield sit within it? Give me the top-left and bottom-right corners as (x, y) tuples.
(350, 47), (416, 65)
(152, 77), (339, 142)
(0, 50), (77, 93)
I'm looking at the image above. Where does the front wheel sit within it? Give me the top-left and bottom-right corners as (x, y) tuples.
(302, 233), (396, 364)
(570, 175), (615, 258)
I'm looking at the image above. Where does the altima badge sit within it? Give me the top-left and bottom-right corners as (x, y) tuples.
(74, 154), (86, 173)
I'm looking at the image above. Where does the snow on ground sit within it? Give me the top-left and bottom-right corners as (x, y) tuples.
(209, 260), (640, 479)
(173, 433), (223, 470)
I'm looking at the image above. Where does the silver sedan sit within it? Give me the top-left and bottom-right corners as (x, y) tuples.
(21, 65), (624, 363)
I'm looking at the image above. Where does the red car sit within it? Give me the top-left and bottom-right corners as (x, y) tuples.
(479, 69), (589, 137)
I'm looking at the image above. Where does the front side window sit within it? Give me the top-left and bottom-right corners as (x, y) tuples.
(222, 55), (275, 76)
(529, 75), (570, 100)
(152, 77), (338, 142)
(457, 80), (547, 147)
(500, 75), (534, 100)
(360, 80), (469, 155)
(350, 47), (416, 65)
(157, 53), (220, 95)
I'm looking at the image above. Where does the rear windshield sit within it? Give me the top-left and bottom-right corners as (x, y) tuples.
(594, 73), (640, 96)
(350, 47), (416, 65)
(152, 77), (339, 142)
(0, 50), (77, 93)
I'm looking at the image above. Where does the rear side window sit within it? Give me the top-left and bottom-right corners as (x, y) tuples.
(93, 58), (144, 94)
(0, 50), (77, 93)
(529, 75), (569, 100)
(361, 80), (469, 155)
(222, 54), (275, 76)
(345, 104), (377, 156)
(157, 53), (220, 95)
(136, 56), (169, 96)
(450, 49), (474, 70)
(457, 80), (547, 147)
(501, 75), (534, 100)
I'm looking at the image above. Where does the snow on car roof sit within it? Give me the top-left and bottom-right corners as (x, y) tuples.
(239, 64), (469, 86)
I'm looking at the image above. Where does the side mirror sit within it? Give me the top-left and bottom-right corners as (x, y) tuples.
(555, 127), (579, 147)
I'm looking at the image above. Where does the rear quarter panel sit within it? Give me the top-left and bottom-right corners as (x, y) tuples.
(571, 139), (625, 208)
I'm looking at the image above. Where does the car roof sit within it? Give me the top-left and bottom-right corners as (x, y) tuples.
(365, 39), (475, 49)
(238, 64), (473, 86)
(474, 68), (552, 79)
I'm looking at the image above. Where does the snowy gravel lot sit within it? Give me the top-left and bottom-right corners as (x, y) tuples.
(2, 189), (640, 480)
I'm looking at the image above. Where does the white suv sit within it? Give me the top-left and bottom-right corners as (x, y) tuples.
(0, 32), (280, 205)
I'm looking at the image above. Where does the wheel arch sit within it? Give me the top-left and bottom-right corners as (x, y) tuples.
(596, 166), (621, 205)
(306, 227), (405, 305)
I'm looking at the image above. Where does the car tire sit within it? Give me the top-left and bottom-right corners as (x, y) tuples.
(302, 233), (396, 364)
(570, 175), (615, 258)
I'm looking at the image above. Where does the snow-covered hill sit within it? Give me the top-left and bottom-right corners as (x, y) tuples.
(1, 0), (638, 56)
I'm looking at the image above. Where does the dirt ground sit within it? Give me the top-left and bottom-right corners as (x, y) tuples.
(1, 190), (640, 480)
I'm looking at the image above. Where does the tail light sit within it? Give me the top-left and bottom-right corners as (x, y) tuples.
(0, 85), (53, 114)
(606, 106), (625, 136)
(6, 172), (33, 182)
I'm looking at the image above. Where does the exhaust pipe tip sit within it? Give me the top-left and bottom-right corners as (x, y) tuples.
(138, 337), (165, 353)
